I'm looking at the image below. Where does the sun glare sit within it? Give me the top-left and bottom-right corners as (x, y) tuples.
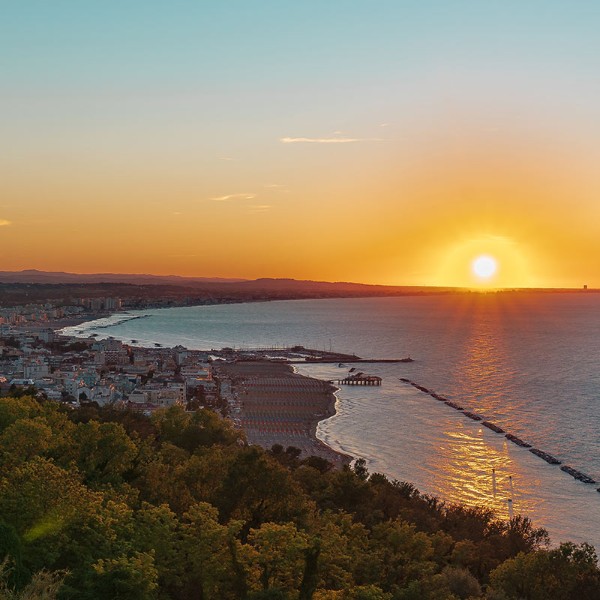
(472, 255), (497, 279)
(431, 235), (533, 288)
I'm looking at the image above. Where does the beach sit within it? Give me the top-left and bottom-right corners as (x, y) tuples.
(215, 360), (351, 466)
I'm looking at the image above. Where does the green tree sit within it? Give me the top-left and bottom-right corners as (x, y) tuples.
(70, 421), (138, 487)
(86, 552), (158, 600)
(0, 418), (53, 466)
(0, 559), (66, 600)
(179, 502), (237, 599)
(244, 523), (309, 594)
(489, 542), (600, 600)
(130, 503), (180, 595)
(216, 447), (309, 538)
(0, 397), (40, 433)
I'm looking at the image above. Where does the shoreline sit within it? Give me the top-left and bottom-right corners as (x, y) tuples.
(215, 360), (352, 467)
(52, 310), (354, 466)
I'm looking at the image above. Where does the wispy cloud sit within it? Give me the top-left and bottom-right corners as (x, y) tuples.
(0, 219), (11, 227)
(281, 136), (359, 144)
(248, 204), (271, 212)
(264, 183), (290, 192)
(280, 136), (382, 144)
(210, 193), (257, 202)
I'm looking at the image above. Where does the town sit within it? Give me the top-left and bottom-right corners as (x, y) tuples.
(0, 297), (220, 414)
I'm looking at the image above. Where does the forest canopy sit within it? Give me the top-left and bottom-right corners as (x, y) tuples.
(0, 394), (599, 600)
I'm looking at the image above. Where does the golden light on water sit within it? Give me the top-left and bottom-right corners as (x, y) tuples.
(435, 425), (534, 520)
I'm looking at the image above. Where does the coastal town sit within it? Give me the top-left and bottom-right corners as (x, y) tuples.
(0, 295), (356, 464)
(0, 297), (220, 413)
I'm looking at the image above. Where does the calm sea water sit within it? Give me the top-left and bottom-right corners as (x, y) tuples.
(62, 293), (600, 547)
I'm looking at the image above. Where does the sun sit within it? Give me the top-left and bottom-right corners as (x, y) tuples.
(472, 255), (497, 279)
(431, 234), (535, 288)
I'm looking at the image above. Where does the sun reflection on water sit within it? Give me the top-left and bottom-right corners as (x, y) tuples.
(430, 423), (542, 519)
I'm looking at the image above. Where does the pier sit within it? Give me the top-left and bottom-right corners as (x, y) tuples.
(335, 374), (382, 386)
(289, 358), (413, 364)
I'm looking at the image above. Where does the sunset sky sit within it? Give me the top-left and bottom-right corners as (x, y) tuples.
(2, 1), (600, 287)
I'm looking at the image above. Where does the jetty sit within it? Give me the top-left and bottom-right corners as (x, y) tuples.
(482, 421), (505, 434)
(529, 448), (561, 465)
(505, 433), (531, 448)
(463, 411), (482, 421)
(396, 377), (593, 482)
(560, 465), (596, 484)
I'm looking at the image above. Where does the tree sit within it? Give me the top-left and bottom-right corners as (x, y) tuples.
(244, 523), (309, 594)
(130, 503), (180, 595)
(70, 421), (138, 487)
(0, 397), (40, 433)
(489, 542), (600, 600)
(179, 502), (237, 599)
(0, 522), (27, 589)
(0, 559), (66, 600)
(216, 447), (310, 539)
(0, 418), (53, 466)
(0, 456), (132, 579)
(86, 552), (158, 600)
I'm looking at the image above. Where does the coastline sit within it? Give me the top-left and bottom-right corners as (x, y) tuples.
(215, 360), (352, 467)
(52, 310), (353, 466)
(48, 315), (109, 330)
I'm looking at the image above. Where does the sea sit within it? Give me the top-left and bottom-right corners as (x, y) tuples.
(61, 293), (600, 548)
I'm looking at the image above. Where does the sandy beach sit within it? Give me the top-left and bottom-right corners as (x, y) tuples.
(216, 361), (351, 466)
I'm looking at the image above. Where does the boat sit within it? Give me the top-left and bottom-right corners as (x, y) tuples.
(399, 357), (414, 363)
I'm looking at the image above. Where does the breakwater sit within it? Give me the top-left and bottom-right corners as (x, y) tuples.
(398, 377), (598, 489)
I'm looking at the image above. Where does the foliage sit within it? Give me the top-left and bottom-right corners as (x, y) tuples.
(0, 393), (597, 599)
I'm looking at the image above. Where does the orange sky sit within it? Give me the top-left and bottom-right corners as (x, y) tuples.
(2, 3), (600, 288)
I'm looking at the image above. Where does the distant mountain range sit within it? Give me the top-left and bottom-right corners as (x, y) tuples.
(0, 271), (586, 308)
(0, 270), (248, 285)
(0, 270), (440, 296)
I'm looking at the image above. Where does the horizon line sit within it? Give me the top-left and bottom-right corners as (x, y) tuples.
(0, 268), (594, 292)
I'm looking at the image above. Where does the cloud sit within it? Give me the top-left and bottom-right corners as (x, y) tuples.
(0, 219), (11, 227)
(280, 136), (383, 144)
(209, 193), (257, 202)
(280, 136), (360, 144)
(248, 204), (271, 212)
(264, 183), (290, 192)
